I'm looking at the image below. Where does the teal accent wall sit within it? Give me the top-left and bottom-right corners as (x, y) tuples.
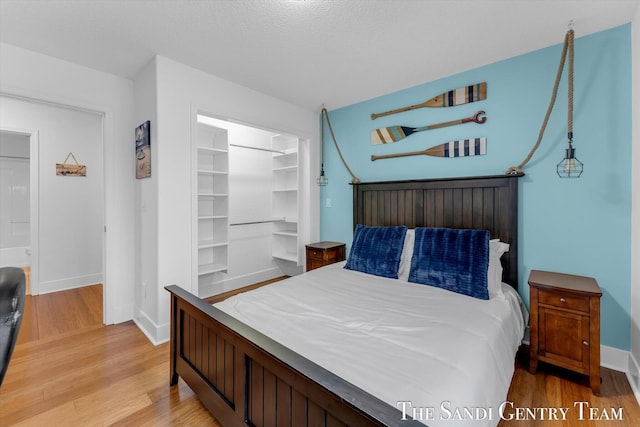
(319, 24), (632, 351)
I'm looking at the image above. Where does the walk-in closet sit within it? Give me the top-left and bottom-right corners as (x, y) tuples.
(193, 114), (306, 297)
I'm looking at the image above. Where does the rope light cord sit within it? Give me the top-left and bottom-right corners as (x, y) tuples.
(567, 28), (574, 139)
(320, 108), (325, 169)
(506, 28), (574, 175)
(321, 107), (361, 184)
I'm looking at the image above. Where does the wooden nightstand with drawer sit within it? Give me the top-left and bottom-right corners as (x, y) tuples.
(528, 269), (602, 394)
(305, 242), (346, 272)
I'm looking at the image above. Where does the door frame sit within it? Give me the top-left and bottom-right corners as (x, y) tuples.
(0, 93), (108, 324)
(0, 126), (39, 294)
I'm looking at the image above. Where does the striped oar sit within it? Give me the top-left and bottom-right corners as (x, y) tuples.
(371, 110), (486, 144)
(371, 138), (487, 161)
(371, 83), (486, 120)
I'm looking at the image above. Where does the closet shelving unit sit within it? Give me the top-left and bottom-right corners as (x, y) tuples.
(194, 121), (229, 295)
(271, 135), (300, 264)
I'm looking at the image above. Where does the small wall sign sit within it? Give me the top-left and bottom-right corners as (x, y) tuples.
(56, 152), (86, 176)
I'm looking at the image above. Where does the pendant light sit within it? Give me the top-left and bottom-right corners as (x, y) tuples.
(556, 28), (583, 177)
(317, 107), (328, 186)
(506, 23), (583, 178)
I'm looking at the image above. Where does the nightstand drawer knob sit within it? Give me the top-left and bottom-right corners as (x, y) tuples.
(559, 297), (566, 303)
(583, 340), (589, 346)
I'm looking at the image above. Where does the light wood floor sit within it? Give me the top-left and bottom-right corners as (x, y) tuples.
(1, 285), (220, 426)
(1, 285), (639, 426)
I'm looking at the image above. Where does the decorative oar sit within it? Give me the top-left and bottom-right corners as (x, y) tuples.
(371, 110), (486, 145)
(371, 82), (487, 120)
(371, 138), (486, 161)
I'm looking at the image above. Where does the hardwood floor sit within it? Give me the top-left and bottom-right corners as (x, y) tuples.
(1, 285), (638, 426)
(1, 285), (219, 426)
(499, 352), (640, 427)
(16, 283), (103, 345)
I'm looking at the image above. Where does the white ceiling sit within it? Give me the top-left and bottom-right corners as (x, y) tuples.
(0, 0), (637, 111)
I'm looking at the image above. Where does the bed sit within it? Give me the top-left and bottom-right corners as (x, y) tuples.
(166, 174), (524, 426)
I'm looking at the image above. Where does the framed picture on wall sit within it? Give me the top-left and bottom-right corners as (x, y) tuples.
(135, 120), (151, 179)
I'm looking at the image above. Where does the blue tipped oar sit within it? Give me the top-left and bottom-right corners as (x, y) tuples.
(371, 83), (487, 120)
(371, 110), (486, 145)
(371, 138), (487, 161)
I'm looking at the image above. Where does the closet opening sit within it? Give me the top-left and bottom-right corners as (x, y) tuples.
(192, 113), (307, 298)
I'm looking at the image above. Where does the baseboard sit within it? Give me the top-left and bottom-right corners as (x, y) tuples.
(628, 351), (640, 405)
(105, 302), (133, 325)
(133, 307), (169, 346)
(601, 344), (630, 372)
(199, 267), (285, 298)
(38, 273), (103, 294)
(599, 345), (640, 406)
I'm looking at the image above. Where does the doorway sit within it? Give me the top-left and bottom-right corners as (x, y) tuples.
(0, 96), (105, 317)
(0, 131), (32, 292)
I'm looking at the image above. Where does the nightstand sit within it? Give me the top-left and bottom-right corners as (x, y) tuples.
(528, 269), (602, 395)
(305, 242), (346, 272)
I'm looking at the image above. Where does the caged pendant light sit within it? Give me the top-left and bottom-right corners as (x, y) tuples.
(317, 107), (328, 186)
(556, 28), (583, 178)
(557, 134), (582, 177)
(506, 23), (583, 178)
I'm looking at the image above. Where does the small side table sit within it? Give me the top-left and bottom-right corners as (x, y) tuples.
(528, 269), (602, 395)
(305, 242), (346, 272)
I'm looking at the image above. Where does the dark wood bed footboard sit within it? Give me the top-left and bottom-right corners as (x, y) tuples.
(167, 285), (422, 427)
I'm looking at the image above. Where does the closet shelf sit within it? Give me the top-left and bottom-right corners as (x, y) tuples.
(195, 120), (229, 296)
(198, 240), (228, 249)
(198, 169), (228, 175)
(272, 165), (297, 173)
(272, 148), (297, 157)
(198, 263), (228, 275)
(272, 251), (298, 263)
(230, 218), (285, 226)
(198, 192), (228, 198)
(273, 231), (297, 237)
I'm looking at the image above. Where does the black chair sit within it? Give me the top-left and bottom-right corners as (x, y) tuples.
(0, 267), (26, 387)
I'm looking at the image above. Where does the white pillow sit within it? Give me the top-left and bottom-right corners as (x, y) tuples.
(488, 239), (510, 298)
(397, 228), (415, 281)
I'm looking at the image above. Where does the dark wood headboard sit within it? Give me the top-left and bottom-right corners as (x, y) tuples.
(352, 174), (522, 288)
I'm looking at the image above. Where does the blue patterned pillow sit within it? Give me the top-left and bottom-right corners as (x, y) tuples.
(409, 227), (490, 299)
(344, 225), (407, 279)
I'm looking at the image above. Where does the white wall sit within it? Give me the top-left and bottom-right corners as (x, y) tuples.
(133, 58), (159, 339)
(132, 55), (318, 343)
(0, 96), (103, 293)
(0, 42), (135, 324)
(630, 2), (640, 401)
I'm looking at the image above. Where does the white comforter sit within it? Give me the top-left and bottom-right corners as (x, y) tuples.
(214, 262), (526, 427)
